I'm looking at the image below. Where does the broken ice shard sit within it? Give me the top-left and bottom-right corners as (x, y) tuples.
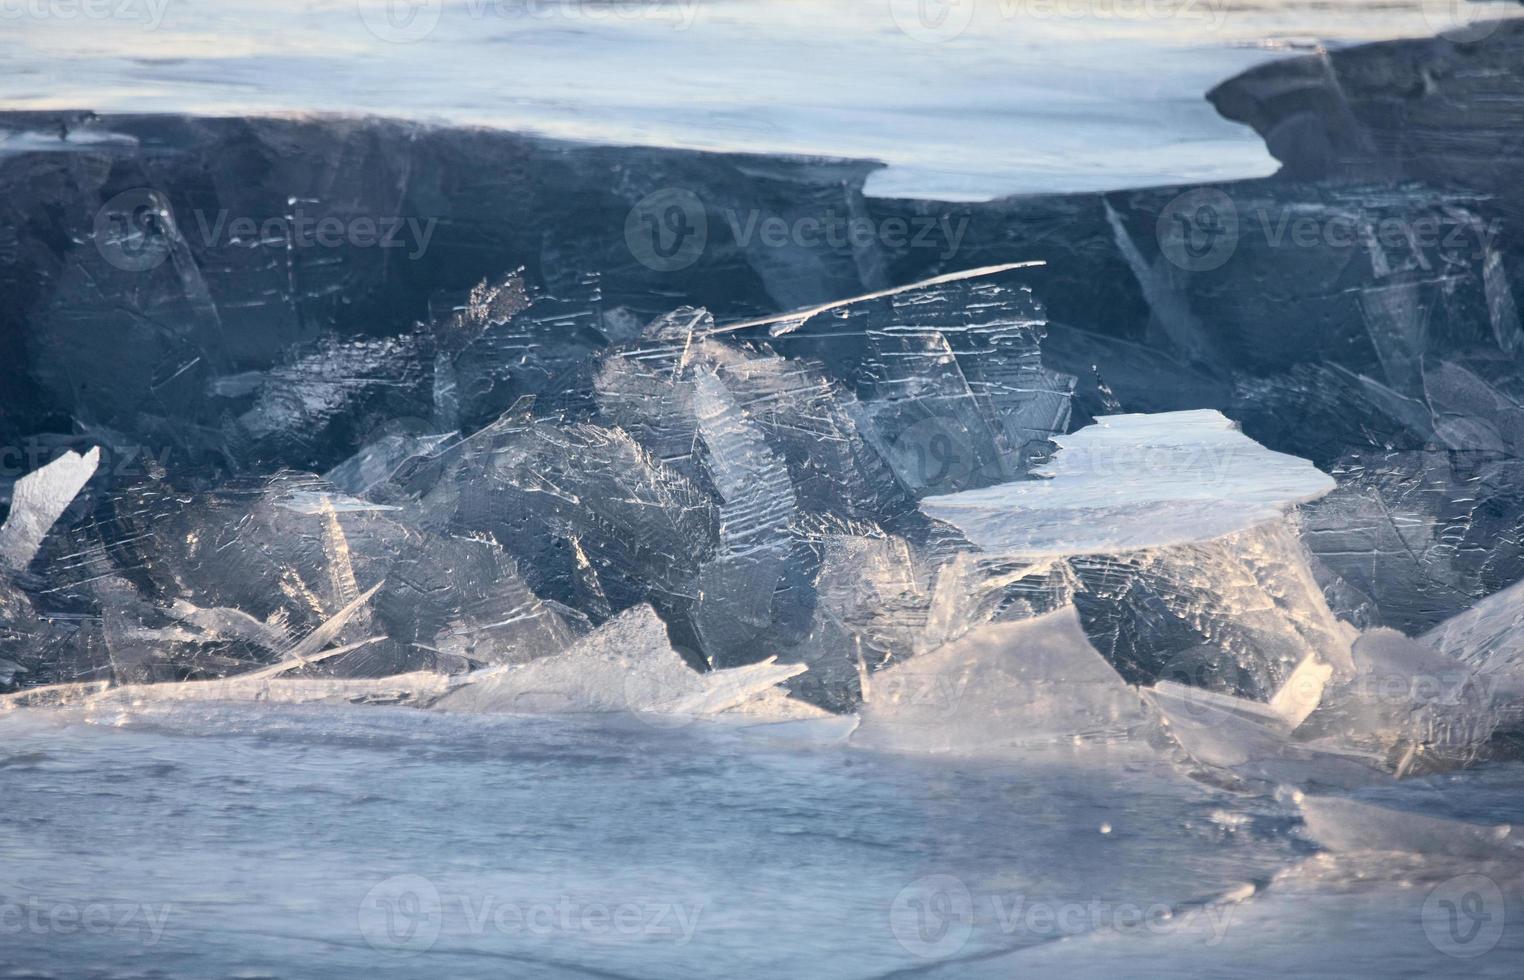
(1298, 796), (1521, 861)
(323, 431), (456, 498)
(1423, 577), (1524, 725)
(433, 604), (806, 717)
(1142, 681), (1387, 791)
(1296, 628), (1498, 776)
(419, 404), (717, 635)
(918, 410), (1348, 708)
(732, 272), (1073, 496)
(86, 466), (588, 682)
(0, 447), (99, 574)
(1300, 448), (1524, 635)
(852, 605), (1151, 757)
(920, 410), (1333, 555)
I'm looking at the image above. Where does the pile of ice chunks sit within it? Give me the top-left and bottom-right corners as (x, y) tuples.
(1, 271), (1082, 710)
(3, 254), (1524, 788)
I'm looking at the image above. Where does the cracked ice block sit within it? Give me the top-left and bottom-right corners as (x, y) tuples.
(920, 409), (1335, 555)
(852, 605), (1151, 757)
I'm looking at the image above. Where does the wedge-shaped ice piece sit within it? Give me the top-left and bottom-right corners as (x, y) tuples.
(323, 432), (455, 498)
(687, 371), (796, 656)
(921, 410), (1334, 555)
(696, 338), (913, 522)
(0, 447), (99, 574)
(1424, 577), (1524, 703)
(447, 268), (607, 426)
(0, 580), (42, 680)
(852, 606), (1151, 757)
(1302, 449), (1524, 634)
(233, 333), (430, 466)
(1144, 681), (1386, 790)
(432, 409), (717, 624)
(1299, 796), (1520, 860)
(1074, 523), (1357, 701)
(433, 605), (806, 717)
(164, 601), (291, 652)
(376, 532), (578, 668)
(1298, 629), (1499, 775)
(733, 271), (1069, 496)
(598, 321), (913, 524)
(102, 473), (395, 633)
(787, 533), (933, 709)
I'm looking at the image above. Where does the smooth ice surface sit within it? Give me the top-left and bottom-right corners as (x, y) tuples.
(921, 410), (1335, 555)
(8, 1), (1521, 199)
(0, 704), (1326, 979)
(2, 705), (1520, 979)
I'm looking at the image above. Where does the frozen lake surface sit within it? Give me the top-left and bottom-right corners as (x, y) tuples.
(4, 0), (1522, 198)
(1, 704), (1521, 978)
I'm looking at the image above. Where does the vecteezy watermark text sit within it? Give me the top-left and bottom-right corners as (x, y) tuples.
(358, 0), (700, 44)
(357, 874), (705, 956)
(0, 0), (172, 28)
(1156, 188), (1506, 274)
(624, 187), (970, 272)
(724, 210), (969, 261)
(191, 209), (438, 261)
(889, 874), (1238, 959)
(92, 189), (439, 272)
(889, 0), (1227, 44)
(0, 897), (172, 945)
(1, 440), (172, 480)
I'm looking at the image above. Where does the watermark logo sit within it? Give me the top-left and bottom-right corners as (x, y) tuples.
(889, 0), (977, 43)
(91, 190), (440, 271)
(890, 874), (974, 958)
(1, 440), (173, 481)
(889, 874), (1241, 960)
(358, 0), (443, 42)
(358, 875), (705, 954)
(359, 0), (699, 43)
(888, 417), (976, 493)
(626, 188), (708, 272)
(358, 874), (444, 956)
(1419, 0), (1503, 43)
(724, 210), (969, 260)
(889, 0), (1227, 42)
(191, 208), (438, 260)
(1157, 188), (1238, 272)
(1250, 205), (1503, 275)
(93, 188), (175, 273)
(1000, 0), (1227, 27)
(1422, 873), (1505, 958)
